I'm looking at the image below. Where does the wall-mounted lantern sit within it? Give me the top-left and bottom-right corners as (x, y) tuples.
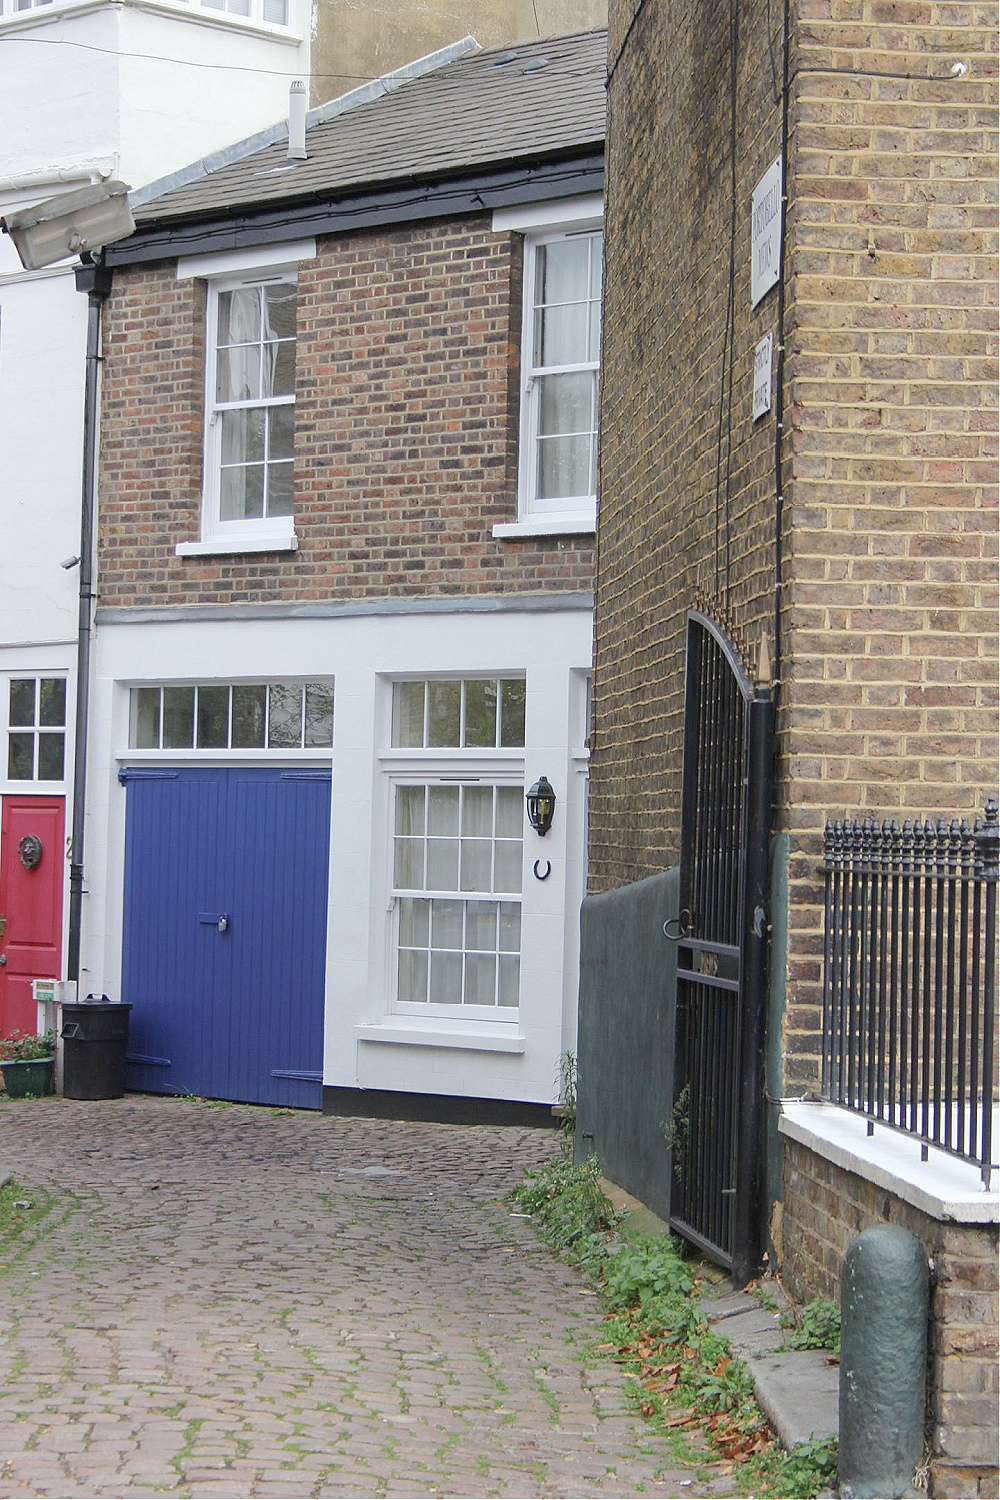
(526, 776), (556, 837)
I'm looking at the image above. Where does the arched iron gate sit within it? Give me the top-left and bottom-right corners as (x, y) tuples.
(668, 612), (773, 1286)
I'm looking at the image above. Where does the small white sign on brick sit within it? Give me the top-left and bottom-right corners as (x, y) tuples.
(753, 332), (773, 421)
(751, 156), (783, 307)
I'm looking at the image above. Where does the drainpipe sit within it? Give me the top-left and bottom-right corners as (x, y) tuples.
(66, 255), (112, 988)
(0, 165), (113, 196)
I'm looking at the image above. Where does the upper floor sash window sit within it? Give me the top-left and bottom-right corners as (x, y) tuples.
(523, 230), (602, 519)
(202, 274), (296, 547)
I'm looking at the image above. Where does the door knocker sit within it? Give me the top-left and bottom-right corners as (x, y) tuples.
(18, 834), (43, 871)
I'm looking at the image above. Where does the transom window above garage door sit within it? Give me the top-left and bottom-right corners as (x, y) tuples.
(391, 677), (525, 749)
(128, 682), (333, 750)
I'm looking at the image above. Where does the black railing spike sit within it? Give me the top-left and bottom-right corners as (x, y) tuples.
(936, 819), (950, 871)
(975, 799), (999, 881)
(822, 802), (996, 1180)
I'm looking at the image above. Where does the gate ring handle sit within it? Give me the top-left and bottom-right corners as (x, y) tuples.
(662, 910), (692, 942)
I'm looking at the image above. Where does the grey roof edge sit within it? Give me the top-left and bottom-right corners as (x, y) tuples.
(105, 157), (604, 266)
(97, 592), (594, 626)
(130, 35), (481, 211)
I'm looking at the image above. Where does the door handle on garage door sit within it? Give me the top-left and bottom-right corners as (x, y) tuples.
(197, 912), (229, 933)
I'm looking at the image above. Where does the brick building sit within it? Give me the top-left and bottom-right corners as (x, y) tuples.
(83, 31), (605, 1119)
(580, 1), (998, 1493)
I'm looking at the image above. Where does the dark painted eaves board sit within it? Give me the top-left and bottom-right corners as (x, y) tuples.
(106, 156), (603, 266)
(121, 27), (606, 252)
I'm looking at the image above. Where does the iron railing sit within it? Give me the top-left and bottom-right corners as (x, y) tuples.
(822, 801), (998, 1187)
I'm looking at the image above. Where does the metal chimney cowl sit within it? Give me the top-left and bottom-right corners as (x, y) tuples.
(287, 81), (308, 161)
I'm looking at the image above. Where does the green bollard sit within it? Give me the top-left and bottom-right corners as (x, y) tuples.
(839, 1224), (929, 1499)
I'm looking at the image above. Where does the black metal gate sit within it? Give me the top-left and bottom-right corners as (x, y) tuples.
(668, 612), (773, 1285)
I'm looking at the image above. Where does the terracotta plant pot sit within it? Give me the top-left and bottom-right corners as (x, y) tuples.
(0, 1058), (54, 1098)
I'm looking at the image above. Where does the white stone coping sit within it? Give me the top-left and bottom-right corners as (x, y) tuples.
(779, 1101), (998, 1225)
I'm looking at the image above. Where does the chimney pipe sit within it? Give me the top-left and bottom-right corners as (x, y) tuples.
(287, 81), (307, 161)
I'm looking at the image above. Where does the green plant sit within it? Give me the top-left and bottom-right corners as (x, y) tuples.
(557, 1050), (577, 1137)
(514, 1148), (838, 1497)
(661, 1084), (690, 1184)
(513, 1149), (620, 1266)
(0, 1030), (55, 1063)
(761, 1435), (839, 1497)
(750, 1281), (779, 1313)
(602, 1236), (692, 1311)
(782, 1298), (841, 1354)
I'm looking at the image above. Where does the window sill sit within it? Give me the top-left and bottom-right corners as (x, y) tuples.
(493, 513), (596, 540)
(355, 1022), (525, 1055)
(778, 1101), (998, 1224)
(175, 534), (299, 557)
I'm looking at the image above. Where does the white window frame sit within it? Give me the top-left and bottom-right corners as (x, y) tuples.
(380, 673), (527, 1024)
(176, 244), (315, 557)
(386, 770), (525, 1024)
(2, 673), (69, 789)
(0, 0), (297, 30)
(492, 198), (603, 540)
(125, 679), (333, 754)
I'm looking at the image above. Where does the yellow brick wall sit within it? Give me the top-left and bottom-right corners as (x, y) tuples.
(594, 0), (998, 1089)
(780, 0), (999, 1084)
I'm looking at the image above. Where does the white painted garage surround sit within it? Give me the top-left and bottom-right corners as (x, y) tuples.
(85, 600), (592, 1106)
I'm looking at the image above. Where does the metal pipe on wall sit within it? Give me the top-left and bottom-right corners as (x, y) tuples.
(67, 257), (112, 986)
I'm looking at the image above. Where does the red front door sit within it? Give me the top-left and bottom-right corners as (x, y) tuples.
(0, 796), (65, 1037)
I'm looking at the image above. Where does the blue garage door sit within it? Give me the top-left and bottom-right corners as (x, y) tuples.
(120, 767), (331, 1108)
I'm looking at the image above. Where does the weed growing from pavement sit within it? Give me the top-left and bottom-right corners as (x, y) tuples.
(781, 1298), (841, 1355)
(750, 1281), (780, 1312)
(512, 1147), (838, 1499)
(0, 1180), (68, 1269)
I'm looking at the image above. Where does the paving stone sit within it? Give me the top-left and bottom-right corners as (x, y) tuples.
(0, 1095), (737, 1497)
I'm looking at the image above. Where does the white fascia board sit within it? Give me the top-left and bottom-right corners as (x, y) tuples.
(492, 194), (603, 234)
(176, 239), (315, 280)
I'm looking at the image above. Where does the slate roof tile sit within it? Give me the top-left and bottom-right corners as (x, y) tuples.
(139, 28), (607, 226)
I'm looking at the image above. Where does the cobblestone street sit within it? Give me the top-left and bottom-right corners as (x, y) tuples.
(0, 1096), (731, 1499)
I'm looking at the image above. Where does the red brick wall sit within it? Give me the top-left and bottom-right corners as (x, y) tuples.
(97, 217), (594, 605)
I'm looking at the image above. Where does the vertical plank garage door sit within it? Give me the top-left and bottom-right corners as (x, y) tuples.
(120, 767), (331, 1108)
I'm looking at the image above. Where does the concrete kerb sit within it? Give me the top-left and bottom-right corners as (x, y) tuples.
(602, 1178), (840, 1455)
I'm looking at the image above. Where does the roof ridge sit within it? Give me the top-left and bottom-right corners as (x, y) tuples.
(130, 34), (481, 211)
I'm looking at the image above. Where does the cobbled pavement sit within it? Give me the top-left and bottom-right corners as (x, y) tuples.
(0, 1096), (735, 1498)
